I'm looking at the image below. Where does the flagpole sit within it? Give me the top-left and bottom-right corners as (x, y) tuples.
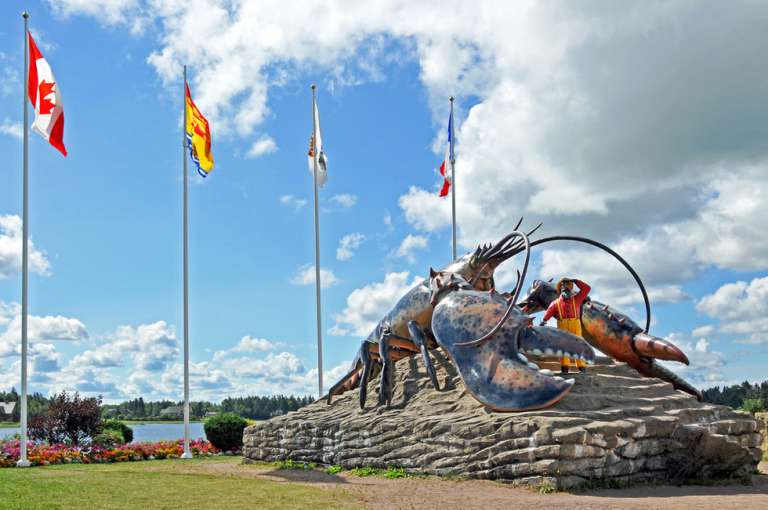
(181, 64), (192, 459)
(17, 10), (31, 468)
(311, 84), (323, 398)
(449, 96), (456, 261)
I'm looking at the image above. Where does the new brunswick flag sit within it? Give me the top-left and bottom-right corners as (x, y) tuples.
(185, 83), (214, 177)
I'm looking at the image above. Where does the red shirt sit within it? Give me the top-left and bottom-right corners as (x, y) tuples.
(543, 280), (591, 321)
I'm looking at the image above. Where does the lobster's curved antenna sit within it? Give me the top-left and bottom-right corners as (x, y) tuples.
(455, 229), (531, 348)
(521, 236), (651, 334)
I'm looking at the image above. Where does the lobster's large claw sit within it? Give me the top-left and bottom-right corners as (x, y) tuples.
(633, 332), (689, 365)
(432, 291), (575, 411)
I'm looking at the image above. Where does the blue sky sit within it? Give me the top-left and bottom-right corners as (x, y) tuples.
(0, 0), (766, 402)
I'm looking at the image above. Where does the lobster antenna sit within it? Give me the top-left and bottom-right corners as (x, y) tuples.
(455, 229), (531, 348)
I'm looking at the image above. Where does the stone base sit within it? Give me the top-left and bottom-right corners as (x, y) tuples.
(243, 353), (762, 488)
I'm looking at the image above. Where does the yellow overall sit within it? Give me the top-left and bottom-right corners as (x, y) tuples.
(556, 297), (586, 370)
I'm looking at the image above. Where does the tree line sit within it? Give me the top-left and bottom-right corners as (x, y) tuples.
(103, 394), (314, 420)
(701, 380), (768, 411)
(1, 390), (314, 422)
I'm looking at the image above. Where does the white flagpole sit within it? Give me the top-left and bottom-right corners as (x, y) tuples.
(17, 10), (31, 468)
(449, 96), (456, 261)
(311, 84), (324, 398)
(181, 64), (192, 459)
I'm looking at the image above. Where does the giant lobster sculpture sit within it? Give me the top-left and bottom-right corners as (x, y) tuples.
(326, 220), (700, 412)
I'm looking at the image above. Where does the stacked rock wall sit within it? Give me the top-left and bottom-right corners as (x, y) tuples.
(243, 354), (762, 487)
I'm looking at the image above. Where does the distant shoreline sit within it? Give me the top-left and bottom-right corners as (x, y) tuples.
(123, 420), (204, 424)
(0, 422), (19, 428)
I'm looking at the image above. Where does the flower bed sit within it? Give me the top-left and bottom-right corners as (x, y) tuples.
(0, 438), (223, 467)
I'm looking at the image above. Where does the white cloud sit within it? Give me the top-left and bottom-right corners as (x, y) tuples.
(661, 332), (728, 388)
(212, 335), (277, 361)
(697, 276), (768, 321)
(697, 277), (768, 345)
(692, 325), (715, 338)
(279, 194), (307, 211)
(0, 215), (51, 279)
(537, 229), (692, 307)
(330, 193), (358, 208)
(331, 271), (423, 337)
(395, 234), (428, 263)
(46, 0), (145, 30)
(70, 321), (177, 373)
(291, 265), (339, 288)
(336, 233), (365, 261)
(0, 304), (88, 358)
(49, 2), (768, 287)
(0, 119), (21, 139)
(246, 135), (277, 158)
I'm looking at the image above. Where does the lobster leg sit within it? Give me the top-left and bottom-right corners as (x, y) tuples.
(326, 356), (362, 404)
(359, 342), (374, 409)
(377, 327), (395, 407)
(408, 320), (440, 391)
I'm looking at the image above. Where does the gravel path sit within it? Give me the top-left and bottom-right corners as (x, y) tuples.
(206, 459), (768, 509)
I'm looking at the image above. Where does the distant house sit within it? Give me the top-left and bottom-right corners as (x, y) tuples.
(204, 411), (218, 418)
(0, 401), (16, 419)
(159, 406), (183, 419)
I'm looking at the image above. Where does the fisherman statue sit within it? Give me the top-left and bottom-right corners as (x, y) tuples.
(540, 278), (591, 374)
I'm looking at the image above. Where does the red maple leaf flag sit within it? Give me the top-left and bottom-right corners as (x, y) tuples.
(27, 32), (66, 156)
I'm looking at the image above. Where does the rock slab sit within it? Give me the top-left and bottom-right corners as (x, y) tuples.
(243, 353), (762, 487)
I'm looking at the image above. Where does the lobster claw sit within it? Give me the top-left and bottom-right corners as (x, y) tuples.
(432, 291), (575, 411)
(633, 333), (690, 365)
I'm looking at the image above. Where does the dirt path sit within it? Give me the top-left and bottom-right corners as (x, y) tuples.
(201, 460), (768, 510)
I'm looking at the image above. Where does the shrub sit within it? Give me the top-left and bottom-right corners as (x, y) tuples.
(203, 413), (247, 451)
(92, 431), (122, 448)
(29, 392), (102, 446)
(741, 398), (765, 414)
(100, 419), (133, 443)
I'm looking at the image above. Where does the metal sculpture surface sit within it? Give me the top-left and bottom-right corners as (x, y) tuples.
(325, 219), (541, 406)
(326, 221), (700, 411)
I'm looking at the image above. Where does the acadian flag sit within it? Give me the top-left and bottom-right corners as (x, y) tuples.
(307, 101), (328, 187)
(438, 111), (454, 197)
(27, 32), (66, 156)
(185, 83), (214, 177)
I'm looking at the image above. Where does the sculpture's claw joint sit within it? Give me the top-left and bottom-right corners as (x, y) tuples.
(633, 333), (690, 365)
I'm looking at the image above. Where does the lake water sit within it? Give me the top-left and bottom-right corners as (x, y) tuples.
(0, 422), (207, 442)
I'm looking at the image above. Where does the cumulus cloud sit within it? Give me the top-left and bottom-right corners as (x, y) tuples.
(336, 233), (365, 261)
(395, 234), (428, 263)
(0, 119), (22, 139)
(330, 193), (358, 208)
(46, 0), (146, 31)
(47, 1), (768, 288)
(0, 215), (51, 279)
(331, 271), (423, 337)
(246, 135), (277, 158)
(0, 302), (88, 358)
(212, 335), (277, 361)
(537, 228), (692, 307)
(70, 321), (177, 373)
(697, 276), (768, 345)
(692, 325), (715, 338)
(660, 332), (728, 388)
(279, 194), (307, 211)
(291, 265), (339, 288)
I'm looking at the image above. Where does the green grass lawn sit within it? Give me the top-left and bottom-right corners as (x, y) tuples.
(0, 422), (19, 427)
(0, 457), (357, 510)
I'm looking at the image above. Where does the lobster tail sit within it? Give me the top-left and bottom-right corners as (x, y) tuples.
(642, 360), (703, 401)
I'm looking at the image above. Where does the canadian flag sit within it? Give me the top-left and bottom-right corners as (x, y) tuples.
(27, 32), (66, 156)
(438, 111), (453, 197)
